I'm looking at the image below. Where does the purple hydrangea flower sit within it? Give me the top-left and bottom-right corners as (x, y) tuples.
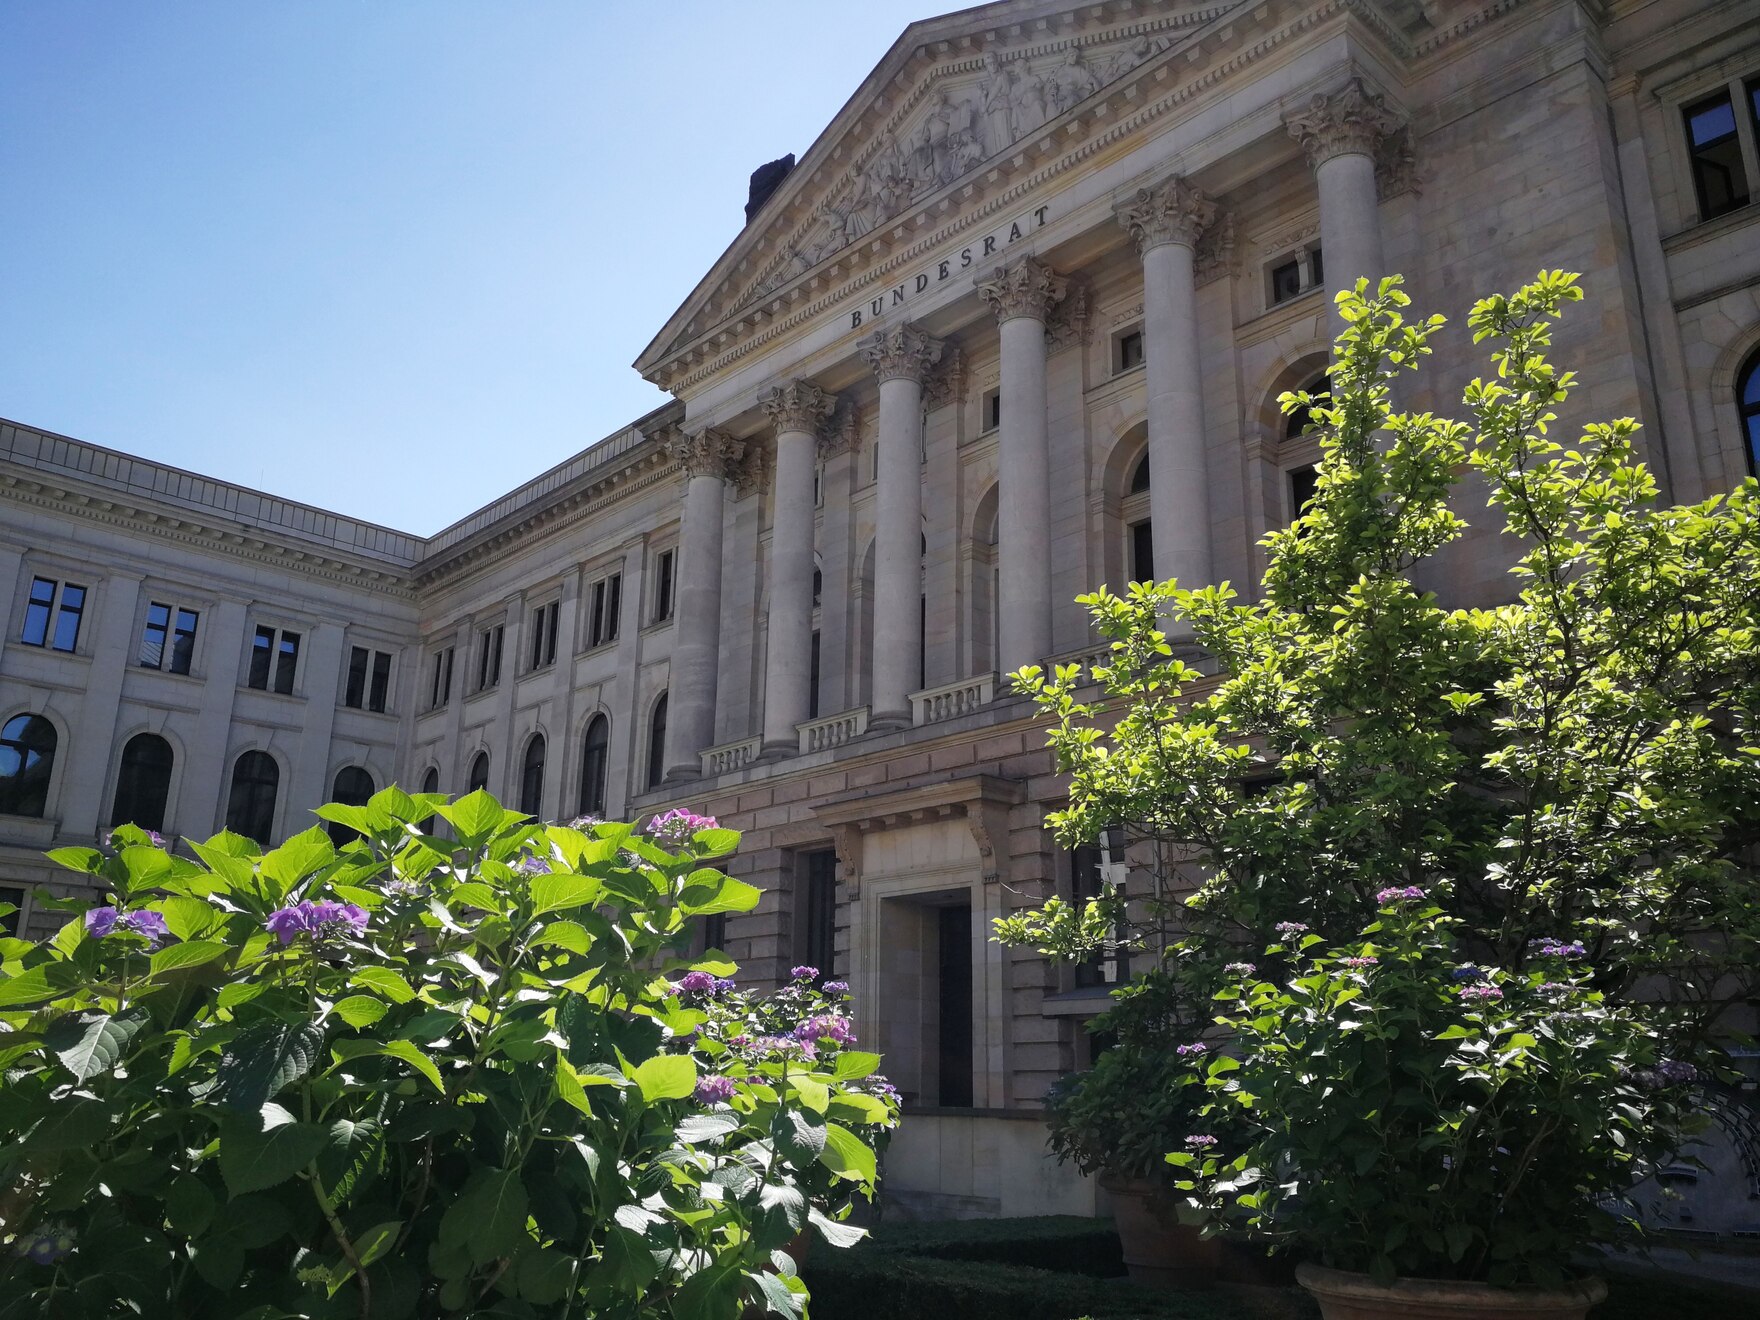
(677, 971), (719, 995)
(729, 1034), (753, 1047)
(84, 906), (171, 948)
(1224, 962), (1256, 976)
(1451, 965), (1485, 982)
(1458, 984), (1504, 1003)
(1658, 1059), (1699, 1084)
(568, 814), (603, 830)
(823, 980), (850, 995)
(790, 965), (819, 982)
(645, 808), (719, 849)
(695, 1074), (737, 1104)
(105, 828), (168, 849)
(757, 1035), (811, 1059)
(714, 977), (738, 994)
(517, 854), (549, 876)
(16, 1227), (74, 1265)
(1175, 1042), (1209, 1057)
(795, 1014), (856, 1047)
(266, 899), (368, 946)
(1340, 955), (1379, 969)
(1529, 938), (1587, 960)
(1185, 1134), (1218, 1148)
(1376, 886), (1426, 904)
(1538, 981), (1573, 995)
(1274, 922), (1308, 938)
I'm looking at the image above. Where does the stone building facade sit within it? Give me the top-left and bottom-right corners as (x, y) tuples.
(4, 0), (1760, 1224)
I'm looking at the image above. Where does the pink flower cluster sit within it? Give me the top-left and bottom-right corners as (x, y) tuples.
(695, 1074), (737, 1104)
(1457, 983), (1504, 1003)
(645, 809), (719, 849)
(795, 1014), (856, 1047)
(1375, 886), (1426, 904)
(1340, 955), (1379, 969)
(1175, 1042), (1209, 1057)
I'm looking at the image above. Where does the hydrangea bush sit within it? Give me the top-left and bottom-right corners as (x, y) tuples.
(1169, 888), (1699, 1286)
(0, 791), (891, 1318)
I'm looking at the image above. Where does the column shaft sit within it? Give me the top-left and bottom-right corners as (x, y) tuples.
(1316, 150), (1384, 305)
(996, 315), (1052, 672)
(666, 469), (728, 780)
(763, 425), (819, 747)
(1142, 238), (1213, 591)
(872, 374), (924, 726)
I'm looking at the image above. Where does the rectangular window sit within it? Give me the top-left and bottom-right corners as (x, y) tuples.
(588, 573), (623, 648)
(0, 884), (22, 938)
(529, 601), (559, 670)
(477, 624), (504, 691)
(1115, 327), (1144, 374)
(653, 550), (675, 623)
(428, 646), (454, 710)
(809, 629), (821, 720)
(1289, 464), (1321, 523)
(982, 389), (1002, 433)
(246, 624), (299, 694)
(1071, 834), (1131, 989)
(342, 646), (391, 712)
(20, 577), (86, 653)
(1130, 519), (1155, 584)
(1309, 246), (1324, 287)
(138, 602), (199, 674)
(1271, 258), (1304, 304)
(797, 850), (838, 976)
(1685, 90), (1750, 221)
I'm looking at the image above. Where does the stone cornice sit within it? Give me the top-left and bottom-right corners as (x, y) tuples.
(642, 0), (1526, 395)
(0, 471), (418, 599)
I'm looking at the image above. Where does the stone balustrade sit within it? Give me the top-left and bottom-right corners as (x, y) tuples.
(700, 735), (761, 778)
(910, 673), (997, 726)
(798, 706), (870, 755)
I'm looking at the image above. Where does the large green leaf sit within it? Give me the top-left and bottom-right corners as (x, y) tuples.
(350, 966), (415, 1003)
(833, 1050), (881, 1081)
(436, 790), (512, 844)
(257, 827), (336, 890)
(686, 876), (761, 916)
(438, 1167), (529, 1265)
(332, 995), (386, 1029)
(193, 1021), (325, 1113)
(632, 1053), (697, 1101)
(149, 939), (230, 976)
(817, 1122), (877, 1183)
(219, 1119), (328, 1196)
(513, 1247), (575, 1304)
(0, 961), (81, 1008)
(45, 1009), (148, 1083)
(530, 873), (604, 915)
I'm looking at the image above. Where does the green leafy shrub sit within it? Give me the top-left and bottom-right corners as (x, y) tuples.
(0, 790), (893, 1318)
(1170, 890), (1699, 1286)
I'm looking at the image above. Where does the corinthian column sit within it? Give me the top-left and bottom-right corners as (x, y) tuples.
(664, 427), (743, 780)
(1285, 77), (1404, 317)
(977, 256), (1065, 673)
(758, 380), (836, 751)
(1117, 177), (1217, 599)
(860, 324), (942, 728)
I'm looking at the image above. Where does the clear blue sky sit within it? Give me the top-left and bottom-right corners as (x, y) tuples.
(0, 2), (944, 533)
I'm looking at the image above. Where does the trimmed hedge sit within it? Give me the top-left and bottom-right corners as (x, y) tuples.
(862, 1215), (1126, 1277)
(803, 1249), (1274, 1320)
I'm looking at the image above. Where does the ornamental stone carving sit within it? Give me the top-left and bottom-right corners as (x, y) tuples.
(666, 427), (745, 481)
(1284, 77), (1407, 170)
(816, 400), (862, 462)
(758, 380), (838, 437)
(1115, 175), (1218, 253)
(1045, 279), (1092, 354)
(921, 344), (968, 412)
(976, 255), (1068, 324)
(860, 323), (945, 385)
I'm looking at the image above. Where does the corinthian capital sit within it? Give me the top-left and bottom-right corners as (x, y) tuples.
(666, 427), (745, 481)
(1284, 77), (1406, 170)
(758, 380), (838, 437)
(976, 256), (1067, 324)
(860, 324), (944, 385)
(1116, 176), (1217, 254)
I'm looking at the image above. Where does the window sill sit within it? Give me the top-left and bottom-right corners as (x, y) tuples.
(339, 704), (399, 721)
(239, 686), (304, 703)
(1663, 197), (1760, 251)
(1111, 362), (1146, 381)
(0, 815), (63, 847)
(132, 667), (203, 685)
(13, 644), (89, 663)
(578, 639), (621, 659)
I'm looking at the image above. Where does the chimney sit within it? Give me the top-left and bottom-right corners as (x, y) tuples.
(745, 154), (796, 224)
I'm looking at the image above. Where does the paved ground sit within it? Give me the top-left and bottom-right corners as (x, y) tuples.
(1598, 1243), (1760, 1292)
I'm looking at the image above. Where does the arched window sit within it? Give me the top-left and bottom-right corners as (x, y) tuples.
(579, 715), (610, 818)
(1285, 374), (1332, 441)
(420, 766), (440, 796)
(1121, 444), (1153, 585)
(226, 751), (279, 844)
(110, 733), (173, 833)
(519, 735), (546, 817)
(1129, 454), (1151, 493)
(0, 714), (57, 818)
(1740, 348), (1760, 477)
(327, 766), (375, 845)
(467, 751), (490, 794)
(646, 693), (668, 789)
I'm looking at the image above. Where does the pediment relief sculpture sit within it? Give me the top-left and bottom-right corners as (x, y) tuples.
(740, 31), (1177, 310)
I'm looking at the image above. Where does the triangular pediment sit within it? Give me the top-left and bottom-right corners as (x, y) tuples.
(634, 0), (1243, 387)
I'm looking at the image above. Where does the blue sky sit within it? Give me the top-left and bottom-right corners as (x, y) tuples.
(0, 2), (943, 533)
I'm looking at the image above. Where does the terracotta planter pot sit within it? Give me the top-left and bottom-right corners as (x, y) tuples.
(1296, 1263), (1608, 1320)
(1100, 1174), (1224, 1289)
